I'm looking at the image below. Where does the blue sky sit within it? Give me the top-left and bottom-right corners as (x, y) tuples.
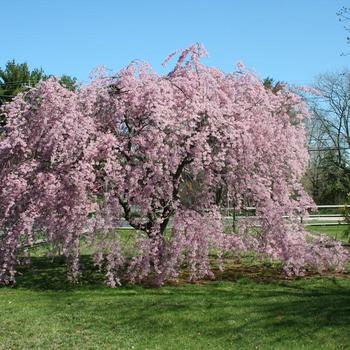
(1, 0), (348, 85)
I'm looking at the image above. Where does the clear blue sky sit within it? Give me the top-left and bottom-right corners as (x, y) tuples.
(1, 0), (348, 85)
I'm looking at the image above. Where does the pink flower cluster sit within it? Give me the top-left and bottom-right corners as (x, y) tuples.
(0, 44), (348, 286)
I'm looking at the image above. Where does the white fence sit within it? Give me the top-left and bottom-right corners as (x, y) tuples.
(222, 205), (348, 227)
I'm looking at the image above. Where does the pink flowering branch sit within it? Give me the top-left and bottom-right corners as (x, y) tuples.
(0, 45), (348, 287)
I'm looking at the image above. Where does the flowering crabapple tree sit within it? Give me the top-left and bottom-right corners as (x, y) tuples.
(0, 44), (348, 286)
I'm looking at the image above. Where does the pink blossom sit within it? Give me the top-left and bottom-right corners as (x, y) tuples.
(0, 45), (348, 286)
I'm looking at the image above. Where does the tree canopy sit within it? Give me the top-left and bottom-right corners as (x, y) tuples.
(0, 45), (347, 286)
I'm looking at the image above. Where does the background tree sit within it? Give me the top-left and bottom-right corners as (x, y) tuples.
(337, 6), (350, 54)
(58, 74), (78, 91)
(0, 60), (77, 130)
(0, 60), (46, 127)
(263, 77), (285, 94)
(303, 148), (350, 204)
(305, 70), (350, 204)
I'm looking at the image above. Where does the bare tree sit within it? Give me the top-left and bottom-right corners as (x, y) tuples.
(309, 70), (350, 170)
(302, 71), (350, 204)
(337, 6), (350, 55)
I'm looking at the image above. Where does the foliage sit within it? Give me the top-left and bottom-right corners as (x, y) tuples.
(0, 44), (348, 286)
(304, 149), (350, 204)
(263, 77), (285, 94)
(0, 60), (77, 129)
(58, 74), (78, 91)
(0, 60), (46, 128)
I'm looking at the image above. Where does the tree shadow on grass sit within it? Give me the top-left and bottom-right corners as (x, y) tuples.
(12, 254), (350, 292)
(13, 255), (105, 291)
(96, 281), (350, 347)
(4, 256), (350, 347)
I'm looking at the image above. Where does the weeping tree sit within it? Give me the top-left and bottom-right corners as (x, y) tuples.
(0, 45), (348, 287)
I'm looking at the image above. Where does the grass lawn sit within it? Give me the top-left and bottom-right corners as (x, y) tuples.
(306, 224), (349, 242)
(0, 254), (350, 350)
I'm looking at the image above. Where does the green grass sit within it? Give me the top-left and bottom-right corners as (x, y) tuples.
(306, 224), (350, 242)
(0, 255), (350, 349)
